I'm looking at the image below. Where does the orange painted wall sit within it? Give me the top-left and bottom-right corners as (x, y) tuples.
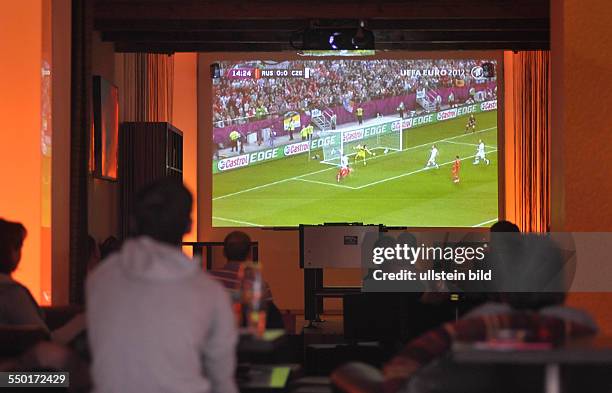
(0, 1), (43, 301)
(173, 53), (198, 245)
(51, 0), (71, 305)
(551, 0), (612, 334)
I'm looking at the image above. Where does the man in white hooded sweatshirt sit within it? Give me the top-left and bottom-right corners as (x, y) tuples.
(86, 177), (238, 393)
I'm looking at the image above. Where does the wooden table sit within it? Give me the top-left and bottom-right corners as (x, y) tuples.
(453, 337), (612, 393)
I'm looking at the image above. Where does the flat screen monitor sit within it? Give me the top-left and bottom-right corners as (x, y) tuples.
(211, 52), (501, 228)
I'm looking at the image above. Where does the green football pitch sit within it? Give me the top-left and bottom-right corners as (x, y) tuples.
(213, 110), (499, 228)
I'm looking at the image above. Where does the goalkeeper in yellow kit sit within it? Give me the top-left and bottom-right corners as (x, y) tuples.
(354, 144), (374, 166)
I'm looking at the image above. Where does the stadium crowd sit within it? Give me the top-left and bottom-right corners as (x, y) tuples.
(213, 59), (493, 128)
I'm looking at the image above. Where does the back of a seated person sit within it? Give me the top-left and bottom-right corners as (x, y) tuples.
(86, 178), (238, 393)
(209, 231), (284, 330)
(464, 293), (598, 332)
(0, 218), (49, 334)
(382, 299), (598, 393)
(380, 234), (599, 393)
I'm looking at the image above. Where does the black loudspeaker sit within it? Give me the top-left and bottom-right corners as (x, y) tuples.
(119, 122), (183, 238)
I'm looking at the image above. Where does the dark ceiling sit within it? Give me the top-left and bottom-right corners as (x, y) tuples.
(94, 0), (550, 52)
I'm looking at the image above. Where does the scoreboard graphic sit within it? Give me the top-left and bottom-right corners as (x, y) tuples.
(225, 67), (311, 79)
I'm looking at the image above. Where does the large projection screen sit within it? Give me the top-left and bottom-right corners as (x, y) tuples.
(209, 51), (503, 228)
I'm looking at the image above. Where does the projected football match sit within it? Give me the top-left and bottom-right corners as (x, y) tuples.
(212, 56), (499, 227)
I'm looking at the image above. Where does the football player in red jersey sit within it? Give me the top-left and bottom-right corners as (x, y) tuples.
(452, 155), (461, 183)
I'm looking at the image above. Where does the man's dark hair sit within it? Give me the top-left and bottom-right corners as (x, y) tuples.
(0, 218), (27, 274)
(100, 236), (121, 259)
(223, 231), (251, 262)
(490, 220), (520, 233)
(131, 177), (193, 246)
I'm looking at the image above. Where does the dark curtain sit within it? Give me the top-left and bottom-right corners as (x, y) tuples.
(118, 53), (174, 122)
(512, 51), (551, 232)
(70, 0), (93, 304)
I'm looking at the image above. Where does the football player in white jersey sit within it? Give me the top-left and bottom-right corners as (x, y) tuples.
(473, 139), (490, 165)
(425, 144), (440, 169)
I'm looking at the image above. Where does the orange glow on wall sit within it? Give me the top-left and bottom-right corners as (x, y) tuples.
(173, 53), (198, 249)
(551, 0), (612, 335)
(40, 0), (52, 305)
(0, 1), (46, 303)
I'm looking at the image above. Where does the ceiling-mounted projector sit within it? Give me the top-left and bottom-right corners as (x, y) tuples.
(296, 21), (375, 50)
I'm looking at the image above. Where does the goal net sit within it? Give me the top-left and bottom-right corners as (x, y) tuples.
(319, 118), (403, 166)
